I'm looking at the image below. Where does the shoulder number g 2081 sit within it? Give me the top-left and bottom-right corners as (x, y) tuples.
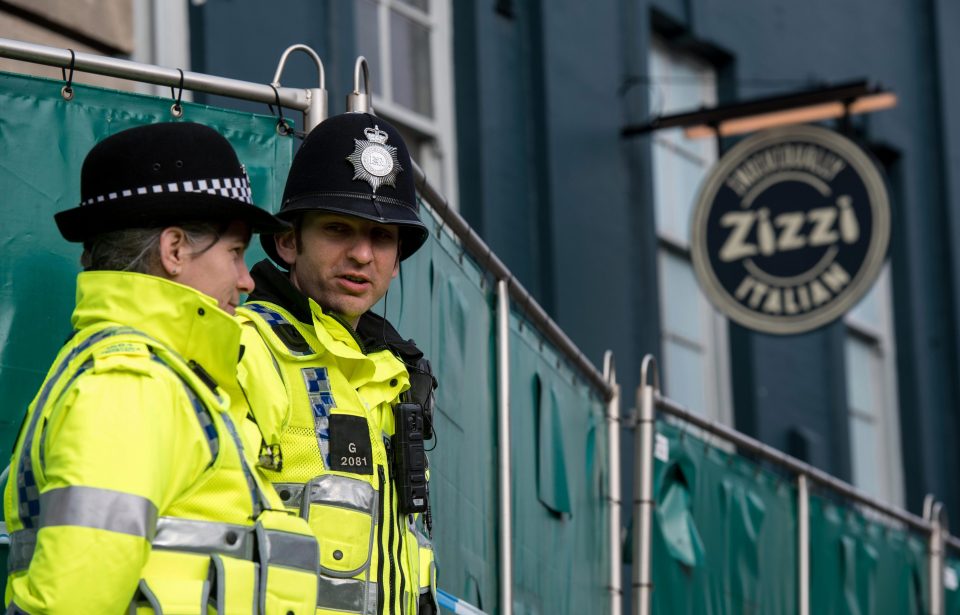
(341, 442), (368, 468)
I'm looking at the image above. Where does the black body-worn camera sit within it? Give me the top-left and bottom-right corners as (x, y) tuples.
(407, 358), (436, 440)
(392, 402), (429, 513)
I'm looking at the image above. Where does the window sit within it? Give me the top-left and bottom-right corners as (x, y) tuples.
(649, 36), (733, 425)
(354, 0), (458, 206)
(845, 266), (903, 505)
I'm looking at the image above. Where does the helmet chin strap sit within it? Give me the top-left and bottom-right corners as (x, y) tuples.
(381, 247), (401, 347)
(381, 284), (390, 346)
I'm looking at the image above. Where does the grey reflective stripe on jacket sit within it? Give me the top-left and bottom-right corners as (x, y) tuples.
(8, 486), (158, 573)
(154, 517), (317, 573)
(10, 517), (259, 571)
(305, 474), (376, 514)
(6, 530), (35, 574)
(255, 524), (319, 572)
(274, 476), (377, 515)
(317, 576), (379, 615)
(40, 486), (158, 539)
(151, 516), (255, 560)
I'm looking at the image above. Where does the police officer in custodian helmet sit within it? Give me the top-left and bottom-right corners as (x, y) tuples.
(236, 112), (439, 615)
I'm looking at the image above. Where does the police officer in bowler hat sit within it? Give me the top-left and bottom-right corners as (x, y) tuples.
(4, 122), (321, 614)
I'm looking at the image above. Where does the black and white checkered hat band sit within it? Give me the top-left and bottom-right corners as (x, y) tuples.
(81, 176), (252, 206)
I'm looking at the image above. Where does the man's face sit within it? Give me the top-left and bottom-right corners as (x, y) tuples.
(277, 211), (400, 327)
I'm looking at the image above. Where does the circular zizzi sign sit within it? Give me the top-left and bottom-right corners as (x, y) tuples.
(690, 125), (890, 335)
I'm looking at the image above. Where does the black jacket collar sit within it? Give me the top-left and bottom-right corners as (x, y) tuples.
(248, 259), (423, 364)
(249, 259), (312, 323)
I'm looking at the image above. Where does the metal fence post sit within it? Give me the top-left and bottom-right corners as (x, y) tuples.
(496, 279), (513, 615)
(797, 474), (809, 615)
(269, 44), (327, 130)
(603, 351), (622, 615)
(633, 355), (659, 615)
(925, 496), (945, 615)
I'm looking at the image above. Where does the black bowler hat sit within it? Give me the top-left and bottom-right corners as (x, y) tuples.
(55, 122), (289, 242)
(262, 112), (428, 267)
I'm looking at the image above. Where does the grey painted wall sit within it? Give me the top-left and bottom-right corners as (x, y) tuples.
(189, 1), (357, 119)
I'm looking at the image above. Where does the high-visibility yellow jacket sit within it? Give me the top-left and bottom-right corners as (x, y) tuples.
(235, 261), (437, 615)
(3, 271), (320, 615)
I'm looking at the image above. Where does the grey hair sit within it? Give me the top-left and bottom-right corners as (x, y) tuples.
(81, 222), (225, 273)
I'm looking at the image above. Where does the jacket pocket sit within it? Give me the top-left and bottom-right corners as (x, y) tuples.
(138, 550), (256, 615)
(302, 473), (377, 576)
(209, 553), (258, 615)
(255, 508), (320, 615)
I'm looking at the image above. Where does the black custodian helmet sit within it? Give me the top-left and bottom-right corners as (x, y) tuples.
(263, 112), (428, 266)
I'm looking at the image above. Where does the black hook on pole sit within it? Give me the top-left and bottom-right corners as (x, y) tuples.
(170, 69), (185, 118)
(60, 49), (76, 101)
(268, 85), (295, 137)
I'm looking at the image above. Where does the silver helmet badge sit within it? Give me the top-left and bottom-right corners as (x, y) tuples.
(346, 125), (402, 192)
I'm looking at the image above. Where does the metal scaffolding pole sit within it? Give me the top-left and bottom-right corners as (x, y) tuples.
(797, 474), (809, 615)
(925, 497), (946, 615)
(603, 352), (623, 615)
(0, 37), (312, 115)
(633, 356), (658, 615)
(496, 279), (514, 615)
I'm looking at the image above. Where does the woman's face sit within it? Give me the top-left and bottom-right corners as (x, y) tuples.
(171, 220), (254, 314)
